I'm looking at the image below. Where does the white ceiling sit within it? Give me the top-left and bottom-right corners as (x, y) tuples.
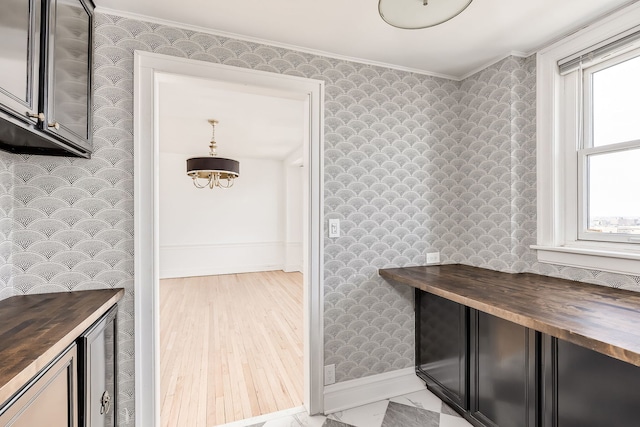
(96, 0), (635, 78)
(158, 75), (305, 160)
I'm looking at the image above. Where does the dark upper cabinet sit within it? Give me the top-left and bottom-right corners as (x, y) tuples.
(0, 0), (42, 124)
(0, 0), (93, 158)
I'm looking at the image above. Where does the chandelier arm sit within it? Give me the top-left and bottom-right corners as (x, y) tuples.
(192, 176), (211, 189)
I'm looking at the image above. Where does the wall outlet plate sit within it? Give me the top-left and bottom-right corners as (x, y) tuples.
(426, 252), (440, 264)
(324, 364), (336, 385)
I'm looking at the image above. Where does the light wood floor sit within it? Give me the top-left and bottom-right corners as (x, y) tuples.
(159, 270), (303, 427)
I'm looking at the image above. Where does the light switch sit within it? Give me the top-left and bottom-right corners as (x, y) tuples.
(329, 219), (340, 237)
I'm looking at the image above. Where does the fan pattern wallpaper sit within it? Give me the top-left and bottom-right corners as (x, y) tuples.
(0, 12), (637, 426)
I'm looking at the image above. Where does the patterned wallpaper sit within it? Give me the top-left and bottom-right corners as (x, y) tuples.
(444, 56), (538, 272)
(0, 151), (13, 299)
(0, 10), (638, 427)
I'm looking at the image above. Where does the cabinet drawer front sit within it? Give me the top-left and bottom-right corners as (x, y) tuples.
(0, 345), (77, 427)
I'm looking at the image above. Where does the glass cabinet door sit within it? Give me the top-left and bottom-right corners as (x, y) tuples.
(45, 0), (92, 151)
(0, 0), (41, 124)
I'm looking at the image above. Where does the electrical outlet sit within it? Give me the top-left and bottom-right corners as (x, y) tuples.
(426, 252), (440, 264)
(329, 219), (340, 238)
(324, 364), (336, 385)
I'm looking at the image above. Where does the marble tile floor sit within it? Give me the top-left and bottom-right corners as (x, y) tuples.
(218, 389), (473, 427)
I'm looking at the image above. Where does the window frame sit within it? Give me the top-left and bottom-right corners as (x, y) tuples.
(578, 49), (640, 244)
(534, 2), (640, 276)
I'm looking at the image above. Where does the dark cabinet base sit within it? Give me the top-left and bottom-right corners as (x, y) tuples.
(415, 289), (468, 412)
(544, 337), (640, 427)
(416, 288), (640, 427)
(470, 312), (536, 427)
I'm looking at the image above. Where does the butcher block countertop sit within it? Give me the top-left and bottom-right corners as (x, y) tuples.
(0, 289), (124, 406)
(380, 264), (640, 367)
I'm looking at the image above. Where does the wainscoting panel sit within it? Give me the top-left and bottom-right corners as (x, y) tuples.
(159, 242), (284, 278)
(284, 242), (303, 273)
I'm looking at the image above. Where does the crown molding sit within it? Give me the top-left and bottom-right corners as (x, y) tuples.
(457, 51), (530, 81)
(95, 7), (460, 81)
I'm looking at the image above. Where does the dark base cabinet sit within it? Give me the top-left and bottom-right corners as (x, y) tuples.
(470, 312), (536, 427)
(78, 305), (117, 427)
(543, 337), (640, 427)
(415, 289), (468, 411)
(415, 286), (640, 427)
(0, 345), (77, 427)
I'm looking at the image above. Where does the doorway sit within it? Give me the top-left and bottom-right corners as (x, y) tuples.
(156, 73), (307, 424)
(133, 52), (324, 427)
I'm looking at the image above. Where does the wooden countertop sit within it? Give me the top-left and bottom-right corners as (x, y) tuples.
(380, 264), (640, 367)
(0, 289), (124, 406)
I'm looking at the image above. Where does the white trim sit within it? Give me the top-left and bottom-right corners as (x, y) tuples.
(323, 368), (425, 414)
(160, 242), (283, 249)
(133, 52), (157, 427)
(533, 245), (640, 276)
(161, 265), (283, 279)
(134, 51), (325, 427)
(535, 1), (640, 275)
(458, 51), (529, 81)
(95, 7), (457, 81)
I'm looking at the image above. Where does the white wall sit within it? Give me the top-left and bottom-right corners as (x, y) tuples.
(284, 149), (304, 272)
(159, 152), (292, 278)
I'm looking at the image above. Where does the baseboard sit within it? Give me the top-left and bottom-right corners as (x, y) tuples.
(323, 367), (425, 414)
(160, 264), (283, 279)
(283, 263), (303, 273)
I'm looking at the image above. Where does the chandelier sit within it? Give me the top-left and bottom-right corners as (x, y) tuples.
(186, 119), (240, 189)
(379, 0), (473, 29)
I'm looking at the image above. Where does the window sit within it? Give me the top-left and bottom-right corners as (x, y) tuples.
(536, 3), (640, 275)
(579, 50), (640, 244)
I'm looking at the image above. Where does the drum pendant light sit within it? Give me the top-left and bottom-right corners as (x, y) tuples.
(186, 119), (240, 189)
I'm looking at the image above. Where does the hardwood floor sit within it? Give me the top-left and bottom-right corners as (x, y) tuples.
(159, 270), (303, 426)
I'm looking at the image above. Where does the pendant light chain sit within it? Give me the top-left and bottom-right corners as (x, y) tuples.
(209, 119), (218, 157)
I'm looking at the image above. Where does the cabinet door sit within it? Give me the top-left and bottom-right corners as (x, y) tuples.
(415, 289), (468, 410)
(0, 0), (41, 123)
(543, 337), (640, 427)
(0, 345), (77, 427)
(79, 306), (117, 427)
(470, 311), (536, 427)
(43, 0), (93, 152)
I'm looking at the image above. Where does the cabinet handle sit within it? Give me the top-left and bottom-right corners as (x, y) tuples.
(27, 112), (45, 122)
(100, 390), (111, 415)
(48, 122), (60, 130)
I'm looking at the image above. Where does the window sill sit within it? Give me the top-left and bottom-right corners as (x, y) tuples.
(531, 245), (640, 276)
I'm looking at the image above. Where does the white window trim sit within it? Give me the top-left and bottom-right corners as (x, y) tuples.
(535, 2), (640, 276)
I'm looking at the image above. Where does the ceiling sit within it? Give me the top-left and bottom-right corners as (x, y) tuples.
(158, 75), (305, 160)
(96, 0), (635, 78)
